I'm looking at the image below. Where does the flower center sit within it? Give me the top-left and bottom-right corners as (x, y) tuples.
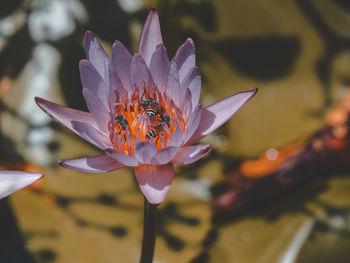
(108, 88), (185, 155)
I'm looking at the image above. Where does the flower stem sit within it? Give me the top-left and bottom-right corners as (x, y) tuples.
(140, 198), (157, 263)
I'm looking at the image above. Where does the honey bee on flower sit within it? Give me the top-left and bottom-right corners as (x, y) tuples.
(35, 10), (257, 204)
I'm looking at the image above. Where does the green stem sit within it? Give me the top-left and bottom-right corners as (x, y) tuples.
(140, 198), (157, 263)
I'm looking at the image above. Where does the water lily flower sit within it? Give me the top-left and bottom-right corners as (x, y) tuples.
(35, 10), (257, 204)
(0, 171), (43, 199)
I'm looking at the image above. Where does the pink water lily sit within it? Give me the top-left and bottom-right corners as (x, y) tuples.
(35, 10), (256, 204)
(0, 171), (43, 199)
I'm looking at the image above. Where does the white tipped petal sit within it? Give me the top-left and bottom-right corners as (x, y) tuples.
(0, 171), (43, 199)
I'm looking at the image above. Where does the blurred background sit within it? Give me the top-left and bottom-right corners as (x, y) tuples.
(0, 0), (350, 262)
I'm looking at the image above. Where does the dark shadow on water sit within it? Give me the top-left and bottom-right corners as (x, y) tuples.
(158, 0), (217, 58)
(212, 172), (349, 226)
(334, 0), (350, 12)
(157, 201), (201, 251)
(109, 226), (127, 238)
(35, 248), (56, 263)
(190, 228), (218, 263)
(214, 35), (301, 81)
(0, 198), (37, 263)
(295, 0), (350, 106)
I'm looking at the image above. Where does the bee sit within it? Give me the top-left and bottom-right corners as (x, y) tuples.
(160, 112), (171, 127)
(115, 115), (129, 132)
(145, 124), (163, 141)
(140, 93), (161, 118)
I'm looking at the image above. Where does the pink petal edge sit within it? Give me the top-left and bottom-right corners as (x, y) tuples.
(134, 163), (174, 204)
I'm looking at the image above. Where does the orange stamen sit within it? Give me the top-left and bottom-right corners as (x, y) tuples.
(108, 89), (184, 155)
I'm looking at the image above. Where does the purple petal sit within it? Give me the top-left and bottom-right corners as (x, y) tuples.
(181, 67), (201, 109)
(80, 59), (109, 107)
(59, 155), (124, 173)
(183, 104), (202, 145)
(105, 149), (139, 167)
(82, 88), (110, 133)
(151, 146), (179, 165)
(138, 10), (163, 66)
(134, 163), (174, 204)
(106, 63), (117, 111)
(169, 126), (183, 147)
(172, 144), (211, 165)
(85, 31), (109, 82)
(150, 44), (170, 92)
(72, 121), (111, 150)
(107, 63), (127, 110)
(174, 38), (195, 82)
(0, 171), (43, 199)
(111, 40), (132, 93)
(134, 141), (157, 164)
(35, 97), (99, 134)
(166, 60), (181, 107)
(182, 88), (193, 119)
(187, 88), (258, 145)
(80, 60), (110, 132)
(130, 54), (155, 94)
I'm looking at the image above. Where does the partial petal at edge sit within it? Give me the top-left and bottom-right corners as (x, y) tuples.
(0, 171), (43, 200)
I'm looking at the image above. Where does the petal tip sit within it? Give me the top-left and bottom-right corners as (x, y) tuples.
(251, 87), (258, 94)
(58, 159), (77, 171)
(112, 40), (122, 49)
(79, 59), (89, 67)
(146, 9), (159, 20)
(243, 87), (258, 101)
(34, 96), (44, 105)
(31, 172), (44, 180)
(85, 30), (93, 39)
(58, 159), (66, 167)
(34, 97), (51, 112)
(185, 38), (195, 47)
